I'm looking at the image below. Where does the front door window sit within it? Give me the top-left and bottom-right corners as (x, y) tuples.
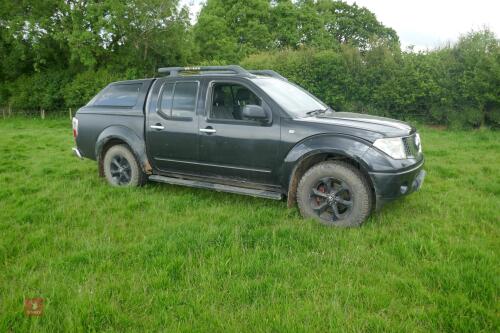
(210, 83), (262, 121)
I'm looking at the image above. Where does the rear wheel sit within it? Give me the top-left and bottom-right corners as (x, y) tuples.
(297, 161), (372, 227)
(103, 144), (146, 187)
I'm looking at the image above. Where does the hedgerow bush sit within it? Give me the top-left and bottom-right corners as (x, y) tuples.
(242, 30), (500, 128)
(2, 30), (498, 129)
(63, 69), (124, 109)
(8, 71), (71, 112)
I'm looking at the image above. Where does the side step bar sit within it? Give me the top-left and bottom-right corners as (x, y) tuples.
(149, 175), (283, 200)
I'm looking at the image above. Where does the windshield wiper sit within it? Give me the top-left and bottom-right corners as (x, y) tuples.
(305, 107), (332, 116)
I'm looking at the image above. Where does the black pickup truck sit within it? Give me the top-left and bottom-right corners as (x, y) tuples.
(72, 65), (425, 227)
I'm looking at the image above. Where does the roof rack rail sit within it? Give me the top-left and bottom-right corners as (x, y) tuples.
(158, 65), (249, 76)
(248, 70), (287, 81)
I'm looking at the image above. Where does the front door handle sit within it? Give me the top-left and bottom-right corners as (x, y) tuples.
(199, 127), (216, 134)
(150, 124), (164, 130)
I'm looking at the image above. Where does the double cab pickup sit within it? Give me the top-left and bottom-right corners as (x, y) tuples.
(73, 65), (425, 227)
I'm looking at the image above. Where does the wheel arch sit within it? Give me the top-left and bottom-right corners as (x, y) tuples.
(95, 126), (153, 177)
(283, 135), (375, 208)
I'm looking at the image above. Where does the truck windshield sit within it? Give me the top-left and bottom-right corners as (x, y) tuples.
(252, 78), (328, 117)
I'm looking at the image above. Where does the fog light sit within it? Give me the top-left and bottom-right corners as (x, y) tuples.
(400, 185), (408, 194)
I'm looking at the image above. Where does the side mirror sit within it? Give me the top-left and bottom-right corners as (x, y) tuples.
(242, 105), (267, 120)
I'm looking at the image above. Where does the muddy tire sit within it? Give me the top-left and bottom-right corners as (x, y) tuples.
(103, 144), (146, 187)
(297, 161), (372, 227)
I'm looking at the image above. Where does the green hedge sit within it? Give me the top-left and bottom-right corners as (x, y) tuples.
(2, 31), (498, 129)
(63, 70), (125, 109)
(242, 31), (500, 128)
(7, 71), (70, 111)
(1, 69), (126, 115)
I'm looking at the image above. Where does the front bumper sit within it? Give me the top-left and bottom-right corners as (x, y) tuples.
(369, 160), (425, 210)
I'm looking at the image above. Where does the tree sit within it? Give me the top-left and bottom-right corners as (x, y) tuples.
(313, 0), (398, 50)
(194, 0), (272, 62)
(0, 0), (194, 111)
(194, 0), (399, 61)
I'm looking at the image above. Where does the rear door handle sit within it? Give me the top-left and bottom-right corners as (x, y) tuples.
(199, 128), (216, 134)
(150, 124), (164, 130)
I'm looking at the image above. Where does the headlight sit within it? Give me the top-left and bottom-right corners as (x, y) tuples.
(373, 137), (406, 159)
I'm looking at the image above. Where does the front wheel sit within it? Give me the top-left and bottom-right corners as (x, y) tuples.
(297, 161), (372, 227)
(103, 144), (146, 187)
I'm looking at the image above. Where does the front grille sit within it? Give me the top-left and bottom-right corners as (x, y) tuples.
(402, 134), (420, 158)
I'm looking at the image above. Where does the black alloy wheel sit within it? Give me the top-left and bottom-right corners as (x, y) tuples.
(310, 177), (353, 222)
(109, 154), (132, 185)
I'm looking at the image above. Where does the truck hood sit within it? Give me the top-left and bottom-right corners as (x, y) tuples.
(296, 112), (414, 137)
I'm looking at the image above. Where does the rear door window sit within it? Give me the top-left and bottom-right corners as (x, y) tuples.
(159, 81), (199, 118)
(93, 83), (142, 107)
(159, 83), (174, 114)
(172, 82), (198, 118)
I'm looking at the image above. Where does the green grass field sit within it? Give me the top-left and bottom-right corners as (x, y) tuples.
(0, 118), (498, 332)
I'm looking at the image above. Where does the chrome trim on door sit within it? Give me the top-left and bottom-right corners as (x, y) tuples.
(154, 157), (272, 173)
(150, 125), (165, 130)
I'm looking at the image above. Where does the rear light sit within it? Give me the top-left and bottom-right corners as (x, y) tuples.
(72, 117), (78, 138)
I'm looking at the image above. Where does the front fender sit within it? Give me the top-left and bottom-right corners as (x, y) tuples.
(281, 134), (376, 207)
(95, 125), (152, 174)
(281, 134), (372, 188)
